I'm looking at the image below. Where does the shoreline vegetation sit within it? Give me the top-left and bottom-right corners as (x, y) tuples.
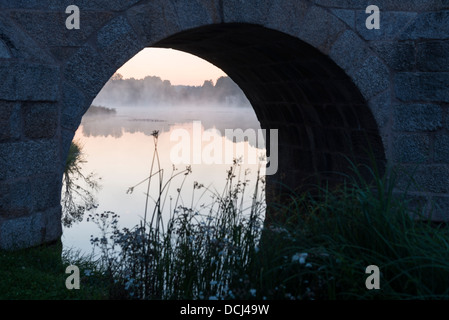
(92, 73), (251, 108)
(2, 137), (449, 300)
(84, 105), (117, 117)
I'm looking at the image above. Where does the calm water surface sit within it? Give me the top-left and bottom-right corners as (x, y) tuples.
(62, 105), (266, 255)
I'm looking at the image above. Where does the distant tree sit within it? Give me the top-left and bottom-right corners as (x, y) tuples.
(111, 73), (124, 81)
(93, 75), (250, 107)
(202, 79), (214, 90)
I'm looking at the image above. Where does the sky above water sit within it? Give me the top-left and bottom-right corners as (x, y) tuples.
(116, 48), (227, 86)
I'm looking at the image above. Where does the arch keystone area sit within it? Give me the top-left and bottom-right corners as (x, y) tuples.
(0, 1), (448, 249)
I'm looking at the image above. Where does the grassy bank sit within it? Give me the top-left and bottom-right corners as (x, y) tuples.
(2, 138), (449, 299)
(0, 242), (108, 300)
(1, 171), (449, 300)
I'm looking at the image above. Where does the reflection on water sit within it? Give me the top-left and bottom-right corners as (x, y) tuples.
(62, 105), (266, 255)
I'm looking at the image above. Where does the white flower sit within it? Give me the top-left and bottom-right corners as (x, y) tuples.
(292, 252), (308, 264)
(250, 289), (256, 297)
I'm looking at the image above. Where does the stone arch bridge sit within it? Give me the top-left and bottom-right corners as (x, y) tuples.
(0, 0), (448, 249)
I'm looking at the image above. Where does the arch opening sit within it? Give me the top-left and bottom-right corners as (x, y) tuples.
(60, 23), (387, 249)
(62, 48), (267, 252)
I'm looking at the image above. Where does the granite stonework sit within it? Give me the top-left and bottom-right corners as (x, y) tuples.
(0, 0), (448, 249)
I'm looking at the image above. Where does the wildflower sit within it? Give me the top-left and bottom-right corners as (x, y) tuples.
(249, 289), (256, 297)
(292, 252), (308, 264)
(125, 278), (135, 290)
(151, 130), (159, 138)
(126, 187), (134, 194)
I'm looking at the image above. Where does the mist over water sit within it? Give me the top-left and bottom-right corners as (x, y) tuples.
(93, 74), (251, 109)
(81, 104), (261, 145)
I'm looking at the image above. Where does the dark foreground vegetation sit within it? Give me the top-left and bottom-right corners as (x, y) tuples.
(1, 139), (449, 300)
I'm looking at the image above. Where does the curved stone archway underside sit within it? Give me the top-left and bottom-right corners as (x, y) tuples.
(1, 0), (448, 249)
(154, 24), (385, 196)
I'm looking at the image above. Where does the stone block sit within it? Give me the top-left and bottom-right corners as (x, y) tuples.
(0, 140), (59, 180)
(31, 174), (62, 212)
(0, 15), (54, 63)
(266, 0), (310, 35)
(429, 196), (449, 222)
(127, 1), (180, 46)
(64, 45), (113, 98)
(22, 102), (58, 139)
(0, 39), (11, 58)
(395, 73), (449, 102)
(40, 207), (62, 244)
(0, 62), (59, 101)
(417, 40), (449, 72)
(393, 103), (442, 132)
(0, 101), (21, 142)
(331, 9), (355, 28)
(172, 0), (221, 28)
(400, 11), (449, 40)
(434, 134), (449, 163)
(10, 10), (114, 48)
(396, 164), (449, 194)
(0, 174), (61, 218)
(0, 212), (43, 249)
(97, 15), (143, 68)
(296, 6), (347, 54)
(329, 30), (370, 75)
(61, 82), (88, 131)
(1, 0), (140, 11)
(370, 41), (415, 71)
(0, 0), (51, 9)
(356, 10), (417, 41)
(368, 90), (391, 129)
(392, 134), (431, 163)
(311, 0), (449, 11)
(0, 181), (31, 218)
(223, 0), (272, 24)
(353, 56), (390, 100)
(0, 206), (62, 250)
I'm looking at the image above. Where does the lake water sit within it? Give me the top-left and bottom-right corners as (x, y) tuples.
(61, 105), (266, 256)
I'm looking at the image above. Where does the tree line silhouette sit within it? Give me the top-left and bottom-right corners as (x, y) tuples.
(93, 73), (251, 108)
